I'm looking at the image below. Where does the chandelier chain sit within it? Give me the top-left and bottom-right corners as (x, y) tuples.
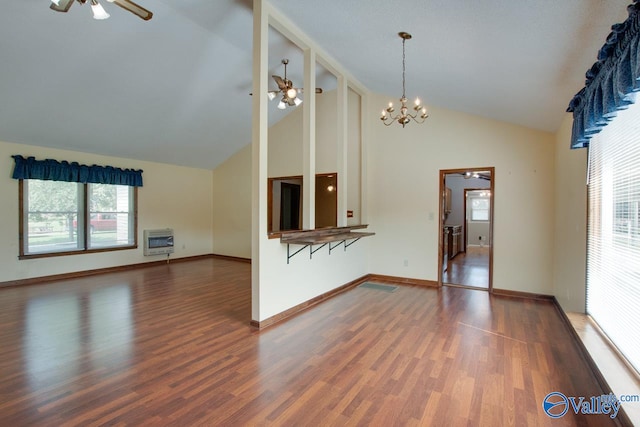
(402, 37), (406, 99)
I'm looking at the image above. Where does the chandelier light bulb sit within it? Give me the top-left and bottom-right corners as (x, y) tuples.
(277, 99), (286, 110)
(267, 92), (276, 101)
(51, 0), (61, 5)
(293, 97), (302, 106)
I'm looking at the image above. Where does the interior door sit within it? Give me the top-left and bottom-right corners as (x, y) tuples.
(280, 182), (301, 231)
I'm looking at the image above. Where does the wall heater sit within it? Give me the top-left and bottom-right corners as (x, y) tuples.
(143, 229), (174, 256)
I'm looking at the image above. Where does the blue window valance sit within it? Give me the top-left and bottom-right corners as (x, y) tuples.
(11, 155), (143, 187)
(567, 1), (640, 149)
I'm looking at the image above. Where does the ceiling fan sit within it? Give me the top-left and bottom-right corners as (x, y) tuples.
(270, 59), (323, 109)
(50, 0), (153, 21)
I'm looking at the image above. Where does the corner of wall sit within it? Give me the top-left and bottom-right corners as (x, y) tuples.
(553, 113), (588, 313)
(212, 144), (252, 259)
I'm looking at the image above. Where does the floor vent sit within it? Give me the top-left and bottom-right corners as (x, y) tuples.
(358, 282), (398, 293)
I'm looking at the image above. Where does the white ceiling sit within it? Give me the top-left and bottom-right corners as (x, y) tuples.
(0, 0), (631, 170)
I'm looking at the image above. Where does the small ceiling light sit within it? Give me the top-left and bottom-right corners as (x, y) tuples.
(51, 0), (61, 5)
(293, 97), (303, 106)
(381, 32), (429, 127)
(90, 0), (110, 19)
(267, 92), (277, 101)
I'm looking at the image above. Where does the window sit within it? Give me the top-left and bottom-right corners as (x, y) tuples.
(587, 97), (640, 375)
(20, 180), (137, 258)
(469, 194), (491, 221)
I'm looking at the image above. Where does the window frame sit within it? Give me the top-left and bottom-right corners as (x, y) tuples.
(468, 194), (491, 222)
(586, 97), (640, 376)
(18, 180), (138, 259)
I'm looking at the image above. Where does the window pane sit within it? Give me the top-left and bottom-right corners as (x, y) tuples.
(587, 97), (640, 375)
(470, 197), (490, 221)
(25, 180), (81, 254)
(88, 184), (134, 248)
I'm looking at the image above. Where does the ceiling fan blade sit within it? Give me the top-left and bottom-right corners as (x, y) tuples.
(111, 0), (153, 20)
(50, 0), (75, 13)
(272, 75), (286, 91)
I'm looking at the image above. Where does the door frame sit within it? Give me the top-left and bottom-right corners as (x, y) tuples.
(438, 167), (495, 291)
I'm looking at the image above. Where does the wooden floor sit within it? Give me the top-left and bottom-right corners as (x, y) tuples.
(0, 258), (620, 426)
(444, 246), (490, 288)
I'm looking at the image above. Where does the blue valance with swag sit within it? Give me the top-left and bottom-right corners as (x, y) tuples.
(567, 1), (640, 148)
(11, 155), (143, 187)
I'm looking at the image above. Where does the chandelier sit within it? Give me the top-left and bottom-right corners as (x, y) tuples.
(380, 32), (428, 127)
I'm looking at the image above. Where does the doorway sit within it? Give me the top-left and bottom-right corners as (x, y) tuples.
(280, 182), (301, 231)
(438, 167), (494, 290)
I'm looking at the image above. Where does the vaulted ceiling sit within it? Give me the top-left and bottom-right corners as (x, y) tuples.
(0, 0), (631, 169)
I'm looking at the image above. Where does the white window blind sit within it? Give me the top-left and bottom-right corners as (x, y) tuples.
(587, 97), (640, 375)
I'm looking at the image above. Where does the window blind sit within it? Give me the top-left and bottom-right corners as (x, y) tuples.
(587, 96), (640, 375)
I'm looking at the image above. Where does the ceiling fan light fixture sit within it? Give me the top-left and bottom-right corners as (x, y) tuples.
(90, 0), (110, 19)
(268, 59), (321, 110)
(286, 88), (297, 99)
(51, 0), (61, 5)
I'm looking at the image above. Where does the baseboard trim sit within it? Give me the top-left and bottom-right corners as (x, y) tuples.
(367, 274), (439, 288)
(250, 275), (370, 330)
(491, 288), (554, 301)
(0, 254), (216, 289)
(211, 254), (251, 264)
(552, 298), (633, 427)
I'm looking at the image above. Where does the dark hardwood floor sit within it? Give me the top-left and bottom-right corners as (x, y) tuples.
(444, 246), (490, 288)
(0, 258), (620, 426)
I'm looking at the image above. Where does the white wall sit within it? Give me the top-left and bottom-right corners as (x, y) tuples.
(553, 114), (588, 312)
(367, 95), (556, 294)
(467, 221), (491, 247)
(256, 87), (369, 320)
(212, 144), (252, 259)
(0, 140), (213, 283)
